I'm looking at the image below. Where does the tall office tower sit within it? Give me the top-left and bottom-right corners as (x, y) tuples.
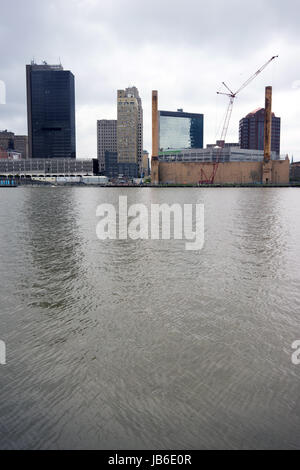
(26, 61), (76, 159)
(97, 120), (117, 173)
(117, 86), (143, 177)
(239, 108), (281, 156)
(159, 109), (204, 153)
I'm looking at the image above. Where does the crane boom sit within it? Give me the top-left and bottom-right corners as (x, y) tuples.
(234, 55), (278, 96)
(199, 55), (279, 185)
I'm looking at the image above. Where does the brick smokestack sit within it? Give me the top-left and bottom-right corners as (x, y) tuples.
(151, 90), (159, 184)
(152, 91), (159, 158)
(264, 86), (272, 162)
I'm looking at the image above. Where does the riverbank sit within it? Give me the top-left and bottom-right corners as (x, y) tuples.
(14, 181), (300, 188)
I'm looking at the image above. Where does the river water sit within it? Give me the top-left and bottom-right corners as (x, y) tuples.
(0, 186), (300, 449)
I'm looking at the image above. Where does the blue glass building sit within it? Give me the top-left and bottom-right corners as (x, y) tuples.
(26, 62), (76, 159)
(159, 109), (204, 153)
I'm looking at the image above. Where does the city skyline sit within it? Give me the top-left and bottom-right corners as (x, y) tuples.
(0, 0), (299, 160)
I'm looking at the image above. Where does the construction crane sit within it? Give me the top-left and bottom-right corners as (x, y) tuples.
(199, 55), (278, 184)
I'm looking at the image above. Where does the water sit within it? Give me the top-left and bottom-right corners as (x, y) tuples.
(0, 186), (300, 450)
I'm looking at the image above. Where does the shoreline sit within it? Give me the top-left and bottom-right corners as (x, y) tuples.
(12, 182), (300, 188)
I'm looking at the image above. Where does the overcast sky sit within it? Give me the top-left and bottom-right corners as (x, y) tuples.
(0, 0), (299, 160)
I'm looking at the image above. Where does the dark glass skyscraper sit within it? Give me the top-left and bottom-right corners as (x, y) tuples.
(239, 108), (280, 156)
(26, 62), (76, 159)
(159, 109), (204, 153)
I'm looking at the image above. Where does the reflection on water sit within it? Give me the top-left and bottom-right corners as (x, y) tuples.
(0, 187), (300, 449)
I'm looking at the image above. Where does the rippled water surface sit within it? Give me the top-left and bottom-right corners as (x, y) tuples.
(0, 186), (300, 449)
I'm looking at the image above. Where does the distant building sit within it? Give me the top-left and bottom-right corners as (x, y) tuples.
(142, 150), (150, 177)
(117, 87), (143, 177)
(7, 150), (22, 160)
(207, 141), (240, 149)
(0, 149), (8, 159)
(13, 135), (28, 159)
(0, 158), (98, 177)
(0, 131), (28, 159)
(97, 120), (117, 173)
(239, 108), (281, 155)
(26, 62), (76, 159)
(159, 109), (204, 152)
(290, 161), (300, 182)
(118, 162), (140, 178)
(105, 151), (118, 178)
(105, 151), (140, 179)
(0, 130), (14, 151)
(158, 147), (279, 163)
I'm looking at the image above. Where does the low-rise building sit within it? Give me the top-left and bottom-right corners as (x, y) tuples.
(290, 161), (300, 182)
(0, 149), (8, 159)
(105, 150), (138, 178)
(0, 158), (98, 177)
(159, 147), (279, 163)
(206, 141), (240, 149)
(82, 176), (109, 185)
(0, 130), (28, 159)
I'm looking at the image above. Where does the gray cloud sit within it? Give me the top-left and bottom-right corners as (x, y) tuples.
(0, 0), (299, 159)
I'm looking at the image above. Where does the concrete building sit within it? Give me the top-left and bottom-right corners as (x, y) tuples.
(239, 108), (281, 156)
(97, 120), (117, 173)
(117, 86), (143, 177)
(159, 109), (204, 152)
(26, 61), (76, 159)
(0, 158), (98, 177)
